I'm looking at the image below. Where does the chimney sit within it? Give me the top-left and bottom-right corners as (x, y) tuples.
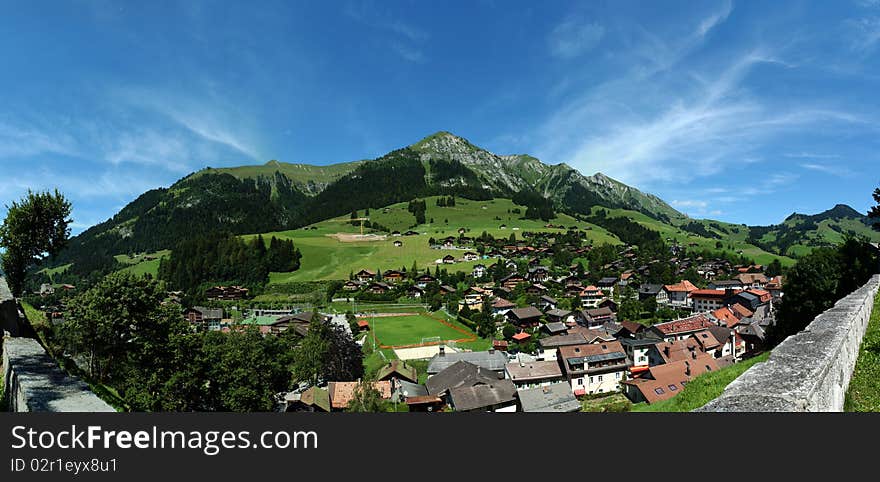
(489, 348), (496, 355)
(685, 362), (691, 376)
(439, 346), (445, 357)
(664, 346), (670, 356)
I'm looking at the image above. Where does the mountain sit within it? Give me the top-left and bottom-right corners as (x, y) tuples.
(53, 131), (687, 267)
(748, 204), (879, 257)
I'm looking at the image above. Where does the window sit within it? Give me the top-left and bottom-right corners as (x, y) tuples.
(577, 378), (584, 386)
(616, 372), (621, 379)
(668, 384), (678, 391)
(598, 375), (603, 382)
(705, 365), (712, 371)
(654, 387), (665, 395)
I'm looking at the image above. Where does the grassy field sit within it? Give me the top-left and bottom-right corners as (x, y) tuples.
(364, 312), (476, 348)
(596, 207), (795, 267)
(845, 294), (880, 412)
(580, 393), (633, 412)
(251, 196), (621, 283)
(632, 351), (771, 412)
(39, 263), (72, 282)
(114, 250), (171, 277)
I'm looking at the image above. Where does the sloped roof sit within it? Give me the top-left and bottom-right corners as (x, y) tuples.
(652, 314), (714, 335)
(505, 360), (563, 381)
(517, 383), (581, 413)
(376, 360), (418, 383)
(449, 380), (517, 411)
(425, 361), (503, 395)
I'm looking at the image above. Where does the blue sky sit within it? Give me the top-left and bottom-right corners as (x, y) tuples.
(2, 0), (880, 233)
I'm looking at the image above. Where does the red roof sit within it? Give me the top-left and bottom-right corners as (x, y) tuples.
(512, 332), (532, 341)
(357, 320), (370, 328)
(689, 289), (729, 299)
(664, 280), (698, 293)
(652, 314), (714, 335)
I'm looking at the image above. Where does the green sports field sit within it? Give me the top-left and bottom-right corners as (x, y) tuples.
(363, 312), (477, 348)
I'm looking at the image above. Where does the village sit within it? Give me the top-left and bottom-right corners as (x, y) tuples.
(165, 225), (783, 413)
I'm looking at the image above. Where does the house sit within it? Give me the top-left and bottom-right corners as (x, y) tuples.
(391, 230), (401, 236)
(342, 280), (361, 291)
(383, 270), (405, 283)
(463, 251), (480, 262)
(376, 360), (419, 384)
(597, 277), (618, 296)
(500, 274), (527, 290)
(416, 274), (437, 288)
(39, 283), (54, 296)
(576, 307), (616, 327)
(505, 360), (565, 388)
(765, 276), (784, 303)
(559, 341), (629, 396)
(184, 307), (224, 331)
(525, 284), (548, 296)
(710, 306), (741, 328)
(355, 269), (376, 283)
(442, 254), (456, 264)
(542, 321), (569, 335)
(656, 280), (698, 308)
(439, 285), (457, 295)
(328, 381), (392, 411)
(393, 240), (403, 247)
(537, 295), (557, 311)
(545, 309), (573, 324)
(736, 273), (769, 290)
(448, 380), (518, 412)
(517, 382), (581, 413)
(205, 285), (249, 300)
(407, 286), (425, 298)
(618, 337), (660, 370)
(689, 289), (731, 313)
(284, 386), (331, 412)
(492, 297), (516, 316)
(647, 337), (706, 365)
(615, 320), (647, 339)
(621, 356), (720, 404)
(538, 334), (588, 361)
(458, 292), (484, 312)
(368, 282), (392, 294)
(426, 348), (509, 376)
(472, 264), (487, 279)
(527, 266), (550, 283)
(598, 298), (618, 313)
(580, 285), (604, 308)
(647, 314), (715, 342)
(708, 279), (745, 291)
(506, 306), (544, 328)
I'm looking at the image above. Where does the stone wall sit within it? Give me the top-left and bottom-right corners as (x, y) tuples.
(0, 277), (22, 336)
(2, 336), (115, 412)
(697, 274), (880, 412)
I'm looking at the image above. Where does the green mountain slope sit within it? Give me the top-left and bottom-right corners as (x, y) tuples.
(747, 204), (880, 257)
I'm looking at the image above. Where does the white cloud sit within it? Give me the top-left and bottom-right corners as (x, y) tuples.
(548, 17), (605, 59)
(799, 163), (856, 177)
(696, 0), (733, 38)
(671, 199), (709, 209)
(343, 1), (429, 62)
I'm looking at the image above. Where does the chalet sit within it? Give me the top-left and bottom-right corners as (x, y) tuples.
(621, 356), (720, 405)
(736, 273), (769, 290)
(376, 360), (419, 384)
(576, 307), (616, 327)
(647, 314), (715, 342)
(368, 282), (392, 294)
(448, 381), (517, 412)
(708, 279), (745, 291)
(382, 270), (405, 283)
(580, 285), (604, 308)
(517, 383), (581, 413)
(391, 231), (401, 236)
(472, 264), (487, 279)
(545, 308), (573, 324)
(184, 307), (223, 331)
(656, 280), (698, 308)
(542, 321), (569, 335)
(615, 320), (647, 339)
(537, 295), (557, 312)
(355, 269), (376, 283)
(205, 285), (249, 301)
(407, 286), (425, 298)
(559, 341), (629, 396)
(416, 274), (437, 288)
(491, 297), (516, 316)
(538, 334), (587, 361)
(689, 289), (730, 313)
(463, 251), (480, 262)
(506, 306), (544, 328)
(527, 266), (550, 283)
(342, 280), (361, 291)
(439, 285), (457, 295)
(426, 349), (509, 376)
(598, 298), (618, 313)
(504, 360), (565, 389)
(393, 240), (403, 247)
(459, 292), (484, 312)
(565, 284), (585, 297)
(500, 273), (527, 290)
(525, 284), (548, 296)
(597, 277), (618, 296)
(442, 254), (456, 264)
(638, 283), (663, 301)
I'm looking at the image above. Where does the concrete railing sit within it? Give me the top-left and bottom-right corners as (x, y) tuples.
(697, 274), (880, 412)
(2, 337), (115, 412)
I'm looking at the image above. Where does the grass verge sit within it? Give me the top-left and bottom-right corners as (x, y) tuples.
(845, 294), (880, 412)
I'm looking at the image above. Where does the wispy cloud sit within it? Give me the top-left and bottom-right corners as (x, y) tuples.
(547, 17), (605, 59)
(343, 1), (429, 62)
(799, 162), (856, 177)
(696, 0), (733, 38)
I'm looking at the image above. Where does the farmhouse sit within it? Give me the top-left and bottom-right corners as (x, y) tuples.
(355, 269), (376, 283)
(506, 306), (544, 328)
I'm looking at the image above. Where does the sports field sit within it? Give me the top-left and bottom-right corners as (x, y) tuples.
(361, 311), (477, 349)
